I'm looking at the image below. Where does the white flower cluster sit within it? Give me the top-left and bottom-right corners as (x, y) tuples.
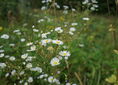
(0, 11), (79, 85)
(42, 0), (52, 3)
(82, 0), (99, 11)
(41, 39), (63, 46)
(26, 42), (36, 51)
(69, 27), (76, 35)
(63, 5), (69, 14)
(13, 29), (21, 35)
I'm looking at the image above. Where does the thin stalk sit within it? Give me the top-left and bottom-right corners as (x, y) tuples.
(96, 70), (101, 85)
(116, 0), (118, 16)
(107, 0), (110, 15)
(74, 72), (83, 85)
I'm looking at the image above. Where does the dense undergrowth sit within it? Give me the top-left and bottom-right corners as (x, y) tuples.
(0, 9), (118, 85)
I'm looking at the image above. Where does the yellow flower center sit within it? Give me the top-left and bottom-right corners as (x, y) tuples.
(63, 53), (67, 56)
(53, 61), (58, 65)
(45, 40), (49, 43)
(56, 41), (60, 44)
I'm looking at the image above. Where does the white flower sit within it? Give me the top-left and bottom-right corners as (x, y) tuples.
(69, 31), (74, 35)
(66, 83), (71, 85)
(25, 56), (33, 62)
(30, 45), (36, 51)
(5, 73), (9, 77)
(59, 51), (71, 57)
(41, 6), (47, 10)
(48, 76), (54, 83)
(21, 38), (25, 42)
(26, 42), (33, 46)
(21, 53), (28, 59)
(19, 71), (25, 75)
(38, 75), (44, 79)
(48, 76), (60, 84)
(32, 25), (35, 28)
(5, 55), (10, 58)
(90, 7), (95, 11)
(24, 82), (28, 85)
(0, 53), (4, 58)
(1, 34), (9, 39)
(9, 43), (15, 47)
(27, 77), (33, 83)
(51, 30), (53, 32)
(0, 63), (6, 68)
(70, 27), (76, 32)
(13, 30), (20, 33)
(44, 74), (48, 77)
(93, 4), (98, 8)
(26, 63), (32, 68)
(55, 27), (63, 33)
(63, 5), (69, 10)
(0, 50), (4, 53)
(19, 80), (23, 83)
(50, 57), (60, 66)
(11, 70), (16, 76)
(23, 62), (26, 65)
(30, 67), (42, 73)
(9, 56), (15, 61)
(38, 19), (44, 23)
(72, 84), (77, 85)
(0, 46), (3, 48)
(71, 23), (78, 26)
(53, 79), (60, 84)
(13, 30), (21, 35)
(44, 78), (47, 81)
(55, 3), (60, 8)
(64, 56), (69, 60)
(41, 33), (47, 38)
(16, 32), (21, 35)
(42, 0), (52, 3)
(41, 39), (52, 46)
(92, 0), (98, 3)
(72, 8), (76, 11)
(33, 29), (39, 32)
(79, 44), (84, 47)
(23, 23), (28, 27)
(52, 40), (63, 45)
(82, 17), (90, 21)
(63, 10), (68, 14)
